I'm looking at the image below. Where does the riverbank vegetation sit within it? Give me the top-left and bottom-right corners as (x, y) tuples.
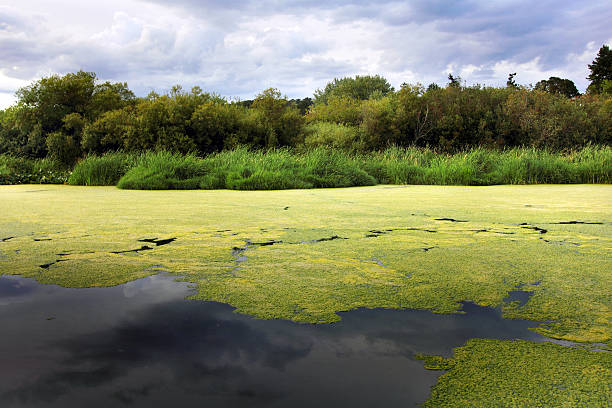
(0, 45), (610, 190)
(64, 146), (611, 189)
(2, 144), (610, 189)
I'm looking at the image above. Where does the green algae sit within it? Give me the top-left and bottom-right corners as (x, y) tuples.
(418, 339), (612, 407)
(0, 184), (610, 345)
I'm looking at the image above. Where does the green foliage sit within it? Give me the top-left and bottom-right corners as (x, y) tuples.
(8, 144), (612, 189)
(15, 71), (97, 135)
(364, 146), (611, 185)
(303, 122), (363, 150)
(289, 97), (313, 114)
(0, 155), (68, 184)
(190, 100), (244, 152)
(122, 88), (201, 153)
(535, 76), (580, 98)
(314, 75), (394, 105)
(447, 73), (461, 88)
(4, 71), (135, 160)
(250, 88), (305, 147)
(2, 70), (611, 165)
(82, 108), (134, 154)
(359, 95), (399, 149)
(299, 148), (376, 188)
(46, 130), (81, 166)
(587, 44), (612, 94)
(306, 95), (363, 126)
(502, 89), (599, 149)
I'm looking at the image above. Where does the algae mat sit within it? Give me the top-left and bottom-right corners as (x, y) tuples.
(2, 184), (611, 406)
(0, 184), (611, 344)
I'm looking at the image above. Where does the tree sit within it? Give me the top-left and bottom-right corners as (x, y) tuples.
(587, 44), (612, 94)
(289, 97), (313, 115)
(447, 74), (461, 88)
(251, 88), (304, 147)
(15, 71), (96, 135)
(11, 71), (136, 158)
(313, 75), (394, 104)
(507, 73), (518, 89)
(535, 77), (580, 98)
(426, 83), (441, 92)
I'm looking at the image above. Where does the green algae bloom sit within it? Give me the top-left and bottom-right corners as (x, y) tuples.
(1, 184), (611, 405)
(419, 339), (611, 407)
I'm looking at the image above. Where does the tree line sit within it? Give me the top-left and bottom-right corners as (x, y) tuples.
(1, 45), (610, 165)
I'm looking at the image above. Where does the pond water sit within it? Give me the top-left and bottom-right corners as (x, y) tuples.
(0, 274), (554, 408)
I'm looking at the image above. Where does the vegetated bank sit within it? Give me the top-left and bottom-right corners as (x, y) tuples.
(2, 145), (610, 189)
(67, 145), (612, 189)
(1, 62), (611, 180)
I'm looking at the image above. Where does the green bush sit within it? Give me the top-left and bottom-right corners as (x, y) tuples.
(0, 155), (68, 184)
(303, 122), (363, 150)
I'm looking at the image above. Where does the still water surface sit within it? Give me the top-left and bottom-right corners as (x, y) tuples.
(0, 274), (551, 407)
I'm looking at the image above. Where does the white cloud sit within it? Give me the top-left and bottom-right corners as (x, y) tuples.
(0, 0), (610, 109)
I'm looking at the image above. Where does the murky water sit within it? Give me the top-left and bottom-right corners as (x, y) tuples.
(0, 274), (554, 408)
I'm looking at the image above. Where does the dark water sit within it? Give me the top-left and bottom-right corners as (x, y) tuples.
(0, 274), (554, 408)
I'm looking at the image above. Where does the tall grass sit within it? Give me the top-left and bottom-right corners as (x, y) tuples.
(109, 147), (376, 190)
(68, 152), (137, 186)
(60, 145), (612, 190)
(364, 145), (611, 185)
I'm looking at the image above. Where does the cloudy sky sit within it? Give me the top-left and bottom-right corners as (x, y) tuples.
(1, 0), (610, 108)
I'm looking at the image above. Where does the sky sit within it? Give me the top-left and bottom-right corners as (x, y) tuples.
(0, 0), (610, 108)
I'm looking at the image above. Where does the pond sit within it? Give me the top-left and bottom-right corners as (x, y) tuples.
(1, 274), (557, 408)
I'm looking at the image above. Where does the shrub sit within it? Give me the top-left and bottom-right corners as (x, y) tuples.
(303, 122), (363, 150)
(0, 155), (68, 184)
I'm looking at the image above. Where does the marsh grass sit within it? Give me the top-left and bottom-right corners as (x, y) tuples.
(68, 152), (137, 186)
(111, 147), (376, 190)
(63, 145), (611, 189)
(364, 145), (611, 185)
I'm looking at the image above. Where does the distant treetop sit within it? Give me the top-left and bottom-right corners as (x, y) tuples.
(535, 77), (580, 98)
(313, 75), (394, 104)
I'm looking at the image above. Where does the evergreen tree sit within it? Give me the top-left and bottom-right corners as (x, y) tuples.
(587, 45), (612, 93)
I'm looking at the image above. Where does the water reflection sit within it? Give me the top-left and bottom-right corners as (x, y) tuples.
(0, 275), (550, 408)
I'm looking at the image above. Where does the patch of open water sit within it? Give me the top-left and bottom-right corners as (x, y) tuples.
(0, 274), (560, 408)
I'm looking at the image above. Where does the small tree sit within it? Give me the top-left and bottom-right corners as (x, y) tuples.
(447, 74), (461, 88)
(506, 73), (518, 89)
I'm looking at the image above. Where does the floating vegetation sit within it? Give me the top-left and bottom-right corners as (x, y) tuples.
(418, 339), (612, 407)
(0, 184), (610, 346)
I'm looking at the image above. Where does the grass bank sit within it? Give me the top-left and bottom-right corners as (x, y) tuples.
(4, 145), (610, 188)
(75, 145), (611, 189)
